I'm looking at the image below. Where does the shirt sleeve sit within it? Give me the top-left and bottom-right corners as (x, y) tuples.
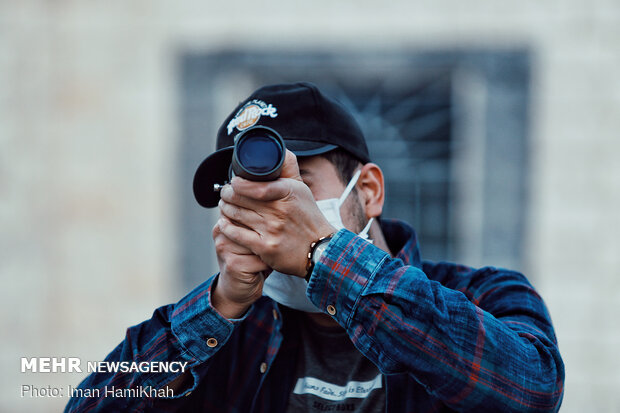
(64, 274), (241, 412)
(306, 229), (565, 413)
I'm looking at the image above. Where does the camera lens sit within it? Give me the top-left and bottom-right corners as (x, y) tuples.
(231, 126), (285, 181)
(237, 135), (282, 174)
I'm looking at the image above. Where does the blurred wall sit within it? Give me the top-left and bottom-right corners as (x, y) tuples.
(1, 1), (619, 412)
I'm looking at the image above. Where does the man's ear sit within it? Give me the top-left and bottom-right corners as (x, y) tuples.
(356, 163), (385, 219)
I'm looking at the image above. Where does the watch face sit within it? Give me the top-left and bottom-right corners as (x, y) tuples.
(313, 240), (330, 264)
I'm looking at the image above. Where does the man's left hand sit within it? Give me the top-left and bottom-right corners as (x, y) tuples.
(218, 150), (335, 278)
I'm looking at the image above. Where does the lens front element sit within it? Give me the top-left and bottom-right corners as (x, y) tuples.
(237, 135), (282, 174)
(231, 126), (285, 181)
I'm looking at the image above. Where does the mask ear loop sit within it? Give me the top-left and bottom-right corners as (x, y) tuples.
(337, 169), (374, 243)
(359, 217), (374, 243)
(338, 170), (362, 206)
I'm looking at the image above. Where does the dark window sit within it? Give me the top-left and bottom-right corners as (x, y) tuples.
(179, 50), (530, 287)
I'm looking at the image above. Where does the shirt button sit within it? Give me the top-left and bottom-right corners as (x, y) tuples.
(260, 362), (268, 374)
(206, 338), (218, 348)
(272, 309), (279, 320)
(326, 305), (336, 316)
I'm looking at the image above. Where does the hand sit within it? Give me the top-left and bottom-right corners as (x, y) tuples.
(211, 220), (272, 319)
(217, 150), (335, 278)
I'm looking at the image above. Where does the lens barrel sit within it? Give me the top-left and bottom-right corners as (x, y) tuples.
(231, 126), (285, 181)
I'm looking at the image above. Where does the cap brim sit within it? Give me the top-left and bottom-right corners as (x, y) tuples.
(284, 140), (338, 157)
(193, 146), (233, 208)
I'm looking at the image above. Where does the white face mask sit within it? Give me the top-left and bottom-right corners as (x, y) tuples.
(262, 170), (374, 312)
(314, 170), (374, 240)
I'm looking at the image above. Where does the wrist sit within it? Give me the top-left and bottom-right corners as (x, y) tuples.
(317, 223), (337, 240)
(211, 276), (253, 319)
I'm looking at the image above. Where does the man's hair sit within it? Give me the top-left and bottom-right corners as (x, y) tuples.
(318, 148), (363, 186)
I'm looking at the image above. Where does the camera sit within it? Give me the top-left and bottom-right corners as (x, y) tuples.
(230, 126), (285, 181)
(193, 126), (287, 207)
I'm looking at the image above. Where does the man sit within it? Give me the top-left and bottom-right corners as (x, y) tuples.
(66, 82), (564, 412)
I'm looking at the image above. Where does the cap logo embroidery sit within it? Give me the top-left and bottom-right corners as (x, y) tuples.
(227, 100), (278, 135)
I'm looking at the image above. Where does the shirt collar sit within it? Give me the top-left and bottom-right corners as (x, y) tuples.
(380, 218), (422, 269)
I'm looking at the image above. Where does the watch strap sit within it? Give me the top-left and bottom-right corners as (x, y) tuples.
(305, 234), (334, 282)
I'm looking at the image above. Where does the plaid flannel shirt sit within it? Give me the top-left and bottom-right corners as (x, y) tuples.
(66, 219), (564, 412)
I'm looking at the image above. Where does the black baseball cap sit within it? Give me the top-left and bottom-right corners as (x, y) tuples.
(193, 81), (370, 208)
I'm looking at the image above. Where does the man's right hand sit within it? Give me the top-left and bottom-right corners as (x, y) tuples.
(211, 216), (271, 319)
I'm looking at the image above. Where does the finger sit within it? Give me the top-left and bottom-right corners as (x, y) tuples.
(213, 220), (255, 255)
(230, 254), (271, 276)
(218, 199), (264, 230)
(220, 184), (268, 210)
(229, 176), (295, 202)
(279, 150), (303, 181)
(215, 233), (255, 256)
(218, 216), (262, 253)
(224, 150), (302, 202)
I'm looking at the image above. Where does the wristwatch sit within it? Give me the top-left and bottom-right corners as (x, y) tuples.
(305, 234), (334, 282)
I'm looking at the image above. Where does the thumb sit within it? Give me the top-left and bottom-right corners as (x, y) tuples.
(279, 149), (302, 182)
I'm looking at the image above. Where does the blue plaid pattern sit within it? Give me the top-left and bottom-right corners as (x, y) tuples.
(66, 219), (564, 412)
